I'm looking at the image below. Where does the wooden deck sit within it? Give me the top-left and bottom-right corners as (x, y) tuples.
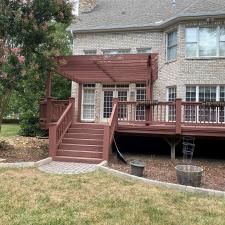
(117, 123), (225, 137)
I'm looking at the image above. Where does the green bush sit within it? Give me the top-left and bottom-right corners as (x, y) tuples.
(19, 116), (48, 137)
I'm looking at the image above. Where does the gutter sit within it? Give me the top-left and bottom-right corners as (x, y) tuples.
(68, 13), (225, 34)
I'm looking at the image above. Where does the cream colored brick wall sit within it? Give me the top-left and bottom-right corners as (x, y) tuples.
(72, 20), (225, 121)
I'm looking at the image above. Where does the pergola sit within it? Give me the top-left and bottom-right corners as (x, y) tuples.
(45, 53), (158, 99)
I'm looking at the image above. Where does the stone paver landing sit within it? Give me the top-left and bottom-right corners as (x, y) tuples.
(38, 161), (97, 174)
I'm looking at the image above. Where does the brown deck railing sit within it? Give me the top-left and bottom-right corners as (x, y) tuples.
(117, 99), (225, 130)
(103, 99), (119, 160)
(48, 97), (75, 157)
(39, 98), (69, 129)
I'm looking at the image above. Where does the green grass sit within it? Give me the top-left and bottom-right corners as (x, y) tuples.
(0, 168), (225, 225)
(0, 124), (20, 137)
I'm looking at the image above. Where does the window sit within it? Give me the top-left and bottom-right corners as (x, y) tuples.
(82, 84), (96, 121)
(102, 49), (131, 55)
(185, 86), (197, 122)
(167, 30), (177, 61)
(167, 86), (177, 102)
(84, 50), (97, 55)
(136, 48), (151, 54)
(185, 85), (225, 122)
(167, 86), (177, 121)
(220, 27), (225, 56)
(136, 84), (147, 121)
(185, 26), (225, 57)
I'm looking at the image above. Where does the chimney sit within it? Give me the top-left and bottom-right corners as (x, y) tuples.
(79, 0), (96, 13)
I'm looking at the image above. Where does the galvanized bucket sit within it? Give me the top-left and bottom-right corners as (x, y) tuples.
(175, 165), (203, 187)
(130, 160), (145, 177)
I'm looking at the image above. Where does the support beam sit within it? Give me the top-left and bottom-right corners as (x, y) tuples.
(164, 137), (181, 160)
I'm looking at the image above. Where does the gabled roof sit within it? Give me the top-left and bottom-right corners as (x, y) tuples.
(68, 0), (225, 33)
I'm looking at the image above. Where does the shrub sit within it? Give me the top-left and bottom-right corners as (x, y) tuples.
(19, 116), (48, 137)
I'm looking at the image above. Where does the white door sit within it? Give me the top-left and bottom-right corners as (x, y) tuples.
(101, 89), (128, 122)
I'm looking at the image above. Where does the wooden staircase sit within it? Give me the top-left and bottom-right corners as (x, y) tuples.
(53, 123), (104, 164)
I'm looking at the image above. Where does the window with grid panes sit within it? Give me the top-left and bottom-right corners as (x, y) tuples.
(167, 87), (176, 121)
(136, 84), (146, 120)
(167, 30), (177, 61)
(82, 84), (95, 120)
(185, 86), (197, 122)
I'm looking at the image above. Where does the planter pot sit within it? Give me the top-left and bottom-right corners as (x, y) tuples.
(130, 160), (145, 177)
(175, 165), (203, 187)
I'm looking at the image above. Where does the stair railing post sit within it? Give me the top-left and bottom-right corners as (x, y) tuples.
(176, 98), (182, 135)
(103, 125), (110, 161)
(69, 97), (75, 123)
(49, 122), (57, 157)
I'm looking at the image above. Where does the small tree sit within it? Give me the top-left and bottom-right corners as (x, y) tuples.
(0, 0), (74, 131)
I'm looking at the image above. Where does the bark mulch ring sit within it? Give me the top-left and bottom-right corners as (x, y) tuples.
(109, 154), (225, 192)
(0, 137), (48, 163)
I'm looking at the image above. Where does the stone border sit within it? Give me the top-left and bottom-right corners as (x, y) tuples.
(0, 157), (52, 168)
(98, 166), (225, 198)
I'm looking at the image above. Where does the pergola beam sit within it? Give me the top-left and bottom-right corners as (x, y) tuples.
(93, 61), (116, 82)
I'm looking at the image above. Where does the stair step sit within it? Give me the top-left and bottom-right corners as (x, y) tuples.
(68, 128), (104, 134)
(57, 149), (102, 158)
(59, 143), (102, 151)
(71, 123), (104, 129)
(53, 156), (103, 164)
(64, 133), (103, 139)
(62, 138), (103, 145)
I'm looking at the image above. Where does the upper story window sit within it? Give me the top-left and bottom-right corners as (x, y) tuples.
(167, 30), (177, 61)
(102, 49), (131, 55)
(84, 50), (97, 55)
(136, 48), (151, 54)
(185, 27), (225, 58)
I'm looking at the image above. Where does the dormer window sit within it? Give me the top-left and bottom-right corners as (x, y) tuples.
(185, 27), (225, 58)
(167, 30), (177, 61)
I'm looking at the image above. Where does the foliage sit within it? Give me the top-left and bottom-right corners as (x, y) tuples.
(0, 0), (74, 135)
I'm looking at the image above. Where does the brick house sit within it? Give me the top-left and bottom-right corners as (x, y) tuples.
(40, 0), (225, 163)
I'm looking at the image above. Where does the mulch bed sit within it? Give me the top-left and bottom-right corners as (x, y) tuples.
(109, 154), (225, 191)
(0, 137), (49, 163)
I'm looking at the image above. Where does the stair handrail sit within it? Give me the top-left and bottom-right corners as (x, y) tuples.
(49, 97), (75, 157)
(103, 98), (119, 161)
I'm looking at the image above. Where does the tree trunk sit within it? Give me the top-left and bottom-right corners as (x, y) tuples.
(0, 89), (12, 133)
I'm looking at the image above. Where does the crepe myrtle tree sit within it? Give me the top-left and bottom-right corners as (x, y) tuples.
(0, 0), (74, 131)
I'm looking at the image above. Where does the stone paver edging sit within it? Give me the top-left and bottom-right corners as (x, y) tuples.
(98, 166), (225, 198)
(0, 157), (52, 168)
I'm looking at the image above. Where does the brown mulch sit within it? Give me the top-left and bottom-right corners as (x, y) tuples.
(0, 137), (49, 163)
(109, 154), (225, 191)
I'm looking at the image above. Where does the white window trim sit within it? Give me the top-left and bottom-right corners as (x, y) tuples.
(166, 30), (178, 62)
(81, 85), (96, 122)
(185, 26), (225, 59)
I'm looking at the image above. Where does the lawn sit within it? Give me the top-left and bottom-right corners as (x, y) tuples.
(0, 168), (225, 225)
(0, 124), (20, 137)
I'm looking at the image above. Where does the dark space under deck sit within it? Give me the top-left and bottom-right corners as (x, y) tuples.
(113, 132), (225, 159)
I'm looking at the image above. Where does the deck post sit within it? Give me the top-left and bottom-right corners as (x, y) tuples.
(176, 98), (182, 135)
(46, 71), (52, 98)
(46, 97), (53, 125)
(165, 137), (181, 160)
